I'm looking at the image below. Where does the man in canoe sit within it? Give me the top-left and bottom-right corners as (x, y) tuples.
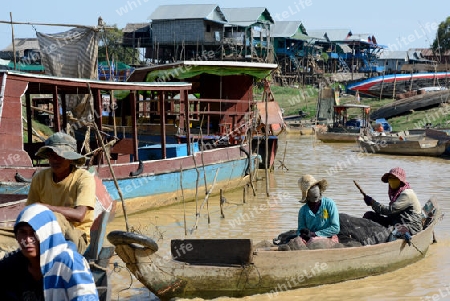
(296, 175), (340, 246)
(26, 132), (95, 254)
(363, 167), (423, 236)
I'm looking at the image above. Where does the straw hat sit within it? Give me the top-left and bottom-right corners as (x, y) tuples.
(298, 175), (328, 203)
(35, 132), (86, 165)
(381, 167), (407, 184)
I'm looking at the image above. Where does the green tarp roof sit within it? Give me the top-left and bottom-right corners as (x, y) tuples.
(143, 63), (276, 82)
(8, 62), (45, 72)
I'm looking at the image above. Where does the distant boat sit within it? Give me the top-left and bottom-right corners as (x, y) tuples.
(358, 136), (447, 157)
(315, 104), (372, 143)
(347, 72), (450, 98)
(370, 89), (450, 119)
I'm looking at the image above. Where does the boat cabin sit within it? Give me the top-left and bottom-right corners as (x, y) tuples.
(332, 103), (371, 132)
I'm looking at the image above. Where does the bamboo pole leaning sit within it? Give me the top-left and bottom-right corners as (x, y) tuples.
(87, 84), (130, 232)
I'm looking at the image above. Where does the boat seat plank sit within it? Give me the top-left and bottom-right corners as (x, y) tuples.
(171, 239), (253, 265)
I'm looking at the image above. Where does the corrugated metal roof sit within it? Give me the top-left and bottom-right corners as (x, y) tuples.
(307, 29), (351, 41)
(222, 7), (274, 27)
(378, 50), (408, 60)
(149, 4), (227, 23)
(406, 50), (435, 62)
(271, 21), (304, 38)
(123, 23), (151, 33)
(3, 38), (40, 52)
(416, 48), (450, 57)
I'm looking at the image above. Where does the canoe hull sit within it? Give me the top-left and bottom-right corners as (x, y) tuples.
(110, 210), (439, 300)
(315, 131), (361, 143)
(358, 139), (446, 156)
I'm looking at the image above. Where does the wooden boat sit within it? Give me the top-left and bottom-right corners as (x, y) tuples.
(107, 198), (441, 300)
(0, 67), (279, 216)
(358, 136), (447, 156)
(127, 61), (285, 170)
(347, 72), (450, 98)
(283, 115), (315, 135)
(370, 89), (450, 120)
(315, 104), (372, 143)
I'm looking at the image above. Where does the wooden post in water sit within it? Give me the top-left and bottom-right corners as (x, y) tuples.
(264, 87), (270, 197)
(220, 189), (225, 218)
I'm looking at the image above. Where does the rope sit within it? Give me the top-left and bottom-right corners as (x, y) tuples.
(409, 240), (424, 256)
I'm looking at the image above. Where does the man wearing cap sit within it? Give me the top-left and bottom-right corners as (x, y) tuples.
(297, 175), (340, 245)
(363, 167), (423, 235)
(26, 132), (95, 254)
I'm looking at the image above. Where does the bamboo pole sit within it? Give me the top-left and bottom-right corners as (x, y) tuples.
(264, 88), (270, 197)
(87, 84), (130, 232)
(191, 169), (219, 231)
(392, 60), (398, 99)
(247, 126), (256, 196)
(220, 189), (225, 218)
(0, 19), (105, 29)
(9, 13), (16, 71)
(379, 73), (385, 101)
(180, 163), (187, 236)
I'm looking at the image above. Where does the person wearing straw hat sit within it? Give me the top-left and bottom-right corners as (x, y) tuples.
(26, 132), (95, 254)
(362, 167), (423, 235)
(297, 175), (340, 245)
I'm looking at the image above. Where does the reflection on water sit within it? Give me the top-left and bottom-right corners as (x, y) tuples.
(107, 134), (450, 301)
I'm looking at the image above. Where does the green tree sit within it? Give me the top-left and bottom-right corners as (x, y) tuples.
(432, 17), (450, 55)
(98, 25), (140, 65)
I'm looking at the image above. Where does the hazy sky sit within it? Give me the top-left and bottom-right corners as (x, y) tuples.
(0, 0), (447, 51)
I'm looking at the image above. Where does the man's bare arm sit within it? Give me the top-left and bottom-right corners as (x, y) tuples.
(43, 204), (88, 223)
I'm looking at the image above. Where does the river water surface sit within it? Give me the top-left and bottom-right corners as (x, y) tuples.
(107, 133), (450, 301)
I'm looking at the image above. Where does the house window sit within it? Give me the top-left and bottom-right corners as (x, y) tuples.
(206, 25), (211, 32)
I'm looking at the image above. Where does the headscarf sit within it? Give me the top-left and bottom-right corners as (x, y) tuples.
(15, 204), (98, 301)
(388, 182), (411, 204)
(381, 167), (411, 204)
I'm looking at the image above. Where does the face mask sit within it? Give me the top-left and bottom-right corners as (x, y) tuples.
(306, 185), (321, 203)
(388, 177), (401, 189)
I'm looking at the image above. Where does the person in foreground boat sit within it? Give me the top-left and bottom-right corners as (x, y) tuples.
(26, 132), (95, 254)
(296, 175), (340, 247)
(363, 167), (423, 236)
(0, 204), (98, 301)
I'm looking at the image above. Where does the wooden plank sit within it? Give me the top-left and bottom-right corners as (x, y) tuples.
(171, 239), (253, 265)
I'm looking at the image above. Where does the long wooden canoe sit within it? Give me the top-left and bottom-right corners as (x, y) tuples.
(358, 137), (447, 156)
(107, 198), (441, 300)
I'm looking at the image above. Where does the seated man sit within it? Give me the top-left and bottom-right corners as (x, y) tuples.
(26, 132), (95, 254)
(0, 204), (98, 300)
(296, 174), (340, 248)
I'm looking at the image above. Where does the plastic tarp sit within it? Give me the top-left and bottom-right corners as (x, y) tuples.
(145, 65), (274, 82)
(256, 101), (284, 125)
(37, 28), (98, 79)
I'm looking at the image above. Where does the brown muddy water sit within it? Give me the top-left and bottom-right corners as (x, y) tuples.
(107, 134), (450, 301)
